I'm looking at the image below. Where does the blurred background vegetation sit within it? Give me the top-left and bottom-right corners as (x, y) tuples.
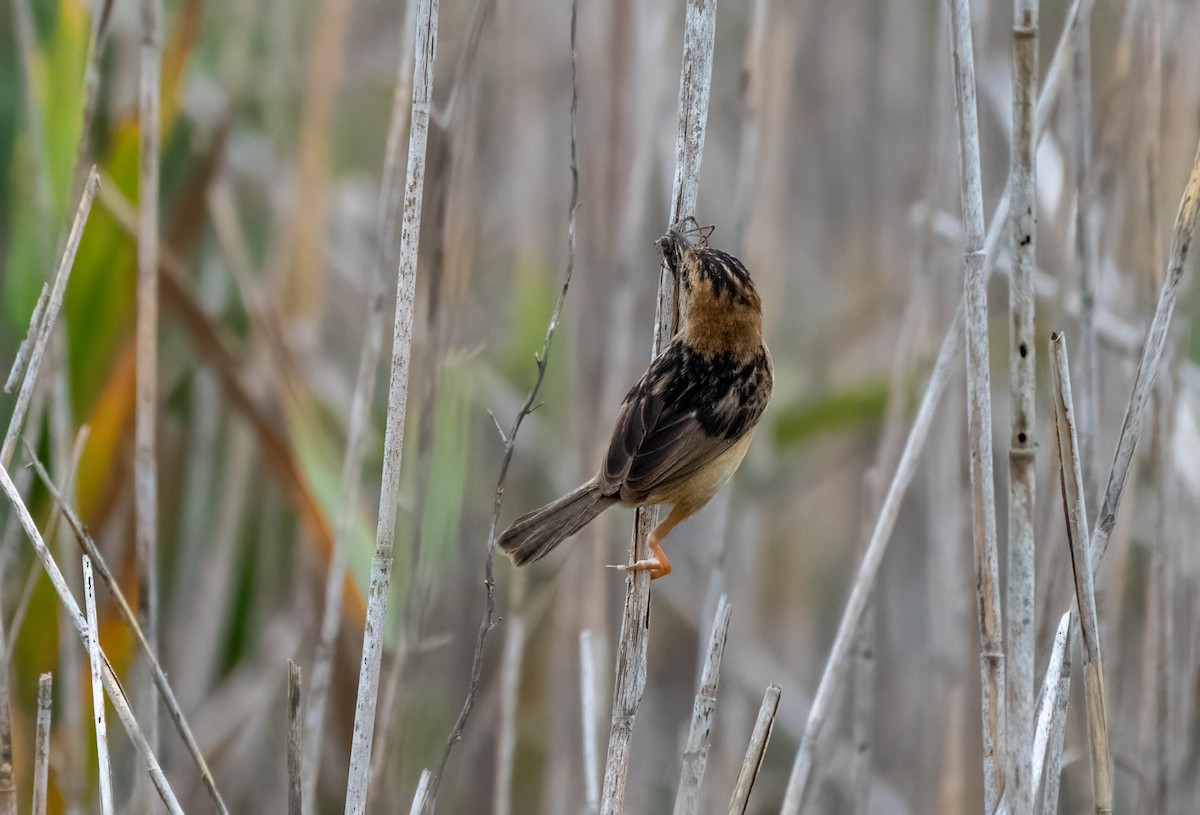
(1, 0), (1199, 813)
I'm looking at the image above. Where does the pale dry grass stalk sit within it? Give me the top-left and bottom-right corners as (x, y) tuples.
(0, 617), (13, 814)
(673, 594), (732, 815)
(948, 0), (1006, 807)
(288, 660), (303, 815)
(1089, 140), (1200, 565)
(424, 2), (575, 809)
(1035, 612), (1075, 815)
(135, 0), (163, 778)
(0, 168), (99, 469)
(26, 453), (230, 813)
(33, 673), (51, 815)
(493, 610), (527, 815)
(343, 0), (438, 809)
(580, 630), (602, 815)
(408, 769), (431, 815)
(1070, 3), (1099, 497)
(727, 684), (780, 815)
(1007, 2), (1039, 813)
(301, 4), (417, 808)
(82, 555), (114, 815)
(0, 464), (184, 814)
(1049, 333), (1111, 814)
(602, 2), (716, 811)
(780, 9), (1093, 807)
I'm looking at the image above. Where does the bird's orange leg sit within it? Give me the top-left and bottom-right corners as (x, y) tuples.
(613, 504), (689, 580)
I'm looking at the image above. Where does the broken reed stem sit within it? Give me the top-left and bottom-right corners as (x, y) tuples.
(948, 0), (1007, 808)
(1090, 139), (1200, 565)
(780, 6), (1092, 808)
(673, 594), (732, 815)
(1049, 334), (1111, 814)
(424, 0), (574, 808)
(288, 660), (303, 815)
(727, 684), (781, 815)
(26, 453), (230, 813)
(135, 0), (163, 765)
(602, 2), (716, 812)
(32, 673), (51, 815)
(580, 630), (602, 814)
(1036, 612), (1075, 815)
(343, 0), (437, 809)
(301, 3), (417, 809)
(82, 556), (115, 815)
(0, 168), (99, 469)
(1006, 2), (1038, 813)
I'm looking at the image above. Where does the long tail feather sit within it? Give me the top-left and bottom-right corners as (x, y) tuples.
(498, 480), (614, 566)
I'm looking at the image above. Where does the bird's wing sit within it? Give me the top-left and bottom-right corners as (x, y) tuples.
(598, 341), (770, 503)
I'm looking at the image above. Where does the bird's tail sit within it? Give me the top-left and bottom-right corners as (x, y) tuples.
(498, 480), (615, 566)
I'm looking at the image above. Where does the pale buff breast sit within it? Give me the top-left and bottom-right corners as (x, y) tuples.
(641, 430), (755, 515)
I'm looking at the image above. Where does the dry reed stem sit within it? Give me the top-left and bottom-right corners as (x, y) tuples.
(948, 0), (1006, 807)
(288, 660), (303, 815)
(33, 673), (51, 815)
(67, 0), (114, 207)
(0, 613), (13, 813)
(673, 594), (732, 815)
(135, 0), (163, 765)
(780, 7), (1092, 806)
(26, 453), (230, 813)
(343, 0), (438, 808)
(82, 556), (114, 815)
(727, 684), (780, 815)
(3, 284), (47, 394)
(602, 2), (716, 811)
(493, 613), (527, 815)
(0, 464), (184, 813)
(1090, 138), (1200, 565)
(423, 1), (575, 808)
(302, 4), (417, 807)
(0, 168), (99, 469)
(1006, 2), (1039, 813)
(580, 630), (602, 814)
(1049, 334), (1111, 814)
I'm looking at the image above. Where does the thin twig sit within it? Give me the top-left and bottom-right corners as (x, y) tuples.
(134, 0), (164, 770)
(1049, 333), (1111, 814)
(780, 6), (1091, 806)
(82, 555), (115, 815)
(727, 684), (781, 815)
(33, 673), (51, 815)
(673, 594), (732, 815)
(602, 2), (717, 811)
(343, 0), (438, 808)
(288, 660), (303, 815)
(423, 1), (577, 808)
(948, 0), (1006, 807)
(0, 464), (184, 814)
(0, 168), (99, 469)
(301, 3), (417, 808)
(1006, 2), (1039, 813)
(26, 452), (230, 814)
(1033, 612), (1075, 815)
(580, 630), (602, 814)
(1090, 139), (1200, 565)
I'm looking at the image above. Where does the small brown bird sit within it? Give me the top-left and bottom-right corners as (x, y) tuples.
(498, 222), (773, 578)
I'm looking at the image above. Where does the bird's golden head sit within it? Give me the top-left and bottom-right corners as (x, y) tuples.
(656, 221), (763, 356)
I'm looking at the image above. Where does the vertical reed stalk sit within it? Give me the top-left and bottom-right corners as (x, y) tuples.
(673, 595), (732, 815)
(601, 2), (717, 811)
